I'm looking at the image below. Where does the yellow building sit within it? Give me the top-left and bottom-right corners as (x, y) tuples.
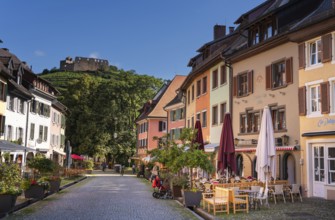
(292, 3), (335, 199)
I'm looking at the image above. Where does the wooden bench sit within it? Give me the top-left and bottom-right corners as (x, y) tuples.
(228, 188), (249, 214)
(202, 187), (229, 215)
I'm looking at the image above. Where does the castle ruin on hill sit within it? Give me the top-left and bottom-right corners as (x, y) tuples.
(59, 56), (109, 72)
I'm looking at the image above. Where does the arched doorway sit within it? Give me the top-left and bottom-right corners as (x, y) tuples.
(236, 154), (244, 176)
(283, 153), (295, 184)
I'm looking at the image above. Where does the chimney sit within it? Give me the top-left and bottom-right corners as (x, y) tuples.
(229, 26), (235, 34)
(214, 25), (226, 40)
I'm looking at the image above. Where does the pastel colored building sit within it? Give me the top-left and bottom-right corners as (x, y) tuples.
(293, 0), (335, 199)
(135, 75), (186, 160)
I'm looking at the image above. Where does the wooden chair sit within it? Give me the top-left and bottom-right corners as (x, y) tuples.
(202, 187), (229, 215)
(270, 185), (286, 204)
(228, 188), (249, 214)
(290, 184), (302, 203)
(254, 188), (269, 208)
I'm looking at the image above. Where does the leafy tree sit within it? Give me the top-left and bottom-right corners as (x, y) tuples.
(40, 68), (163, 163)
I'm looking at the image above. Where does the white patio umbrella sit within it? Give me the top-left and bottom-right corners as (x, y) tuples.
(255, 106), (276, 205)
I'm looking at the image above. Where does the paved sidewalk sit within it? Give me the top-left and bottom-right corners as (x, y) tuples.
(6, 170), (200, 220)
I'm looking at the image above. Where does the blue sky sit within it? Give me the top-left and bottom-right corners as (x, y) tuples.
(1, 0), (264, 80)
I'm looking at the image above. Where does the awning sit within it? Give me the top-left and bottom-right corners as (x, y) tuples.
(0, 140), (36, 152)
(236, 146), (298, 152)
(71, 154), (84, 160)
(204, 143), (219, 152)
(53, 148), (66, 156)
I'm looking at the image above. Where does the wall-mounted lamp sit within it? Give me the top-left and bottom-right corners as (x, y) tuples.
(242, 100), (247, 103)
(279, 91), (286, 95)
(269, 94), (275, 98)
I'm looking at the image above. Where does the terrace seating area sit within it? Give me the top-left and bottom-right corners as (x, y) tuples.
(196, 179), (303, 216)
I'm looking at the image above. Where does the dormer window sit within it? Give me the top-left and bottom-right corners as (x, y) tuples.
(203, 48), (210, 60)
(249, 17), (277, 46)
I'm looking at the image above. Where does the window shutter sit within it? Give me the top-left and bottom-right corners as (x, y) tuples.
(298, 86), (306, 116)
(322, 34), (332, 63)
(298, 43), (305, 69)
(265, 65), (271, 90)
(248, 70), (253, 94)
(233, 76), (237, 96)
(286, 57), (293, 84)
(0, 115), (5, 134)
(159, 121), (162, 132)
(320, 81), (330, 114)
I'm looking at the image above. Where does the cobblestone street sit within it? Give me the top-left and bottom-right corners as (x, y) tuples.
(6, 171), (199, 220)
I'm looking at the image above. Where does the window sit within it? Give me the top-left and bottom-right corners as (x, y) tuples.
(247, 110), (260, 133)
(191, 117), (194, 128)
(17, 127), (23, 140)
(30, 100), (38, 113)
(170, 108), (184, 121)
(328, 147), (335, 184)
(171, 128), (183, 140)
(187, 119), (190, 128)
(249, 18), (277, 46)
(39, 125), (43, 141)
(233, 70), (254, 97)
(196, 80), (201, 97)
(238, 73), (248, 96)
(6, 125), (12, 140)
(220, 103), (226, 124)
(187, 90), (190, 105)
(308, 39), (322, 66)
(18, 99), (24, 114)
(159, 121), (166, 132)
(212, 69), (218, 89)
(266, 58), (293, 90)
(202, 111), (207, 128)
(212, 105), (218, 125)
(43, 126), (48, 141)
(270, 106), (286, 131)
(196, 112), (200, 121)
(192, 85), (194, 101)
(240, 113), (247, 134)
(30, 123), (35, 140)
(272, 60), (285, 88)
(0, 82), (6, 101)
(314, 146), (325, 182)
(251, 27), (260, 45)
(220, 65), (227, 85)
(202, 77), (207, 94)
(7, 96), (14, 111)
(310, 85), (321, 114)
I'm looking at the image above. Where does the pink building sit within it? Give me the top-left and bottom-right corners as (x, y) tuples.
(135, 75), (186, 160)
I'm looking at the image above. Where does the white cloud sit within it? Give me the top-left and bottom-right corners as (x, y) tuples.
(34, 50), (46, 57)
(89, 52), (99, 58)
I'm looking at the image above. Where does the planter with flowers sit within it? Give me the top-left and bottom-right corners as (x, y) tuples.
(24, 154), (55, 199)
(47, 176), (61, 193)
(0, 162), (23, 217)
(22, 178), (49, 199)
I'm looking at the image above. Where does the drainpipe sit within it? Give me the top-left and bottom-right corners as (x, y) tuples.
(23, 99), (32, 171)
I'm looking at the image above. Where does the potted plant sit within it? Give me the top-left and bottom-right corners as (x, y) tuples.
(46, 175), (61, 193)
(0, 163), (23, 217)
(22, 177), (49, 199)
(24, 154), (54, 199)
(83, 159), (94, 174)
(171, 174), (189, 198)
(178, 128), (214, 207)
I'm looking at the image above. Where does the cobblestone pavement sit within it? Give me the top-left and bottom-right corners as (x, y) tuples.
(6, 170), (200, 220)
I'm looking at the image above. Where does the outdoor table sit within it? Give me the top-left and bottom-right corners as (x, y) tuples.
(238, 189), (259, 210)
